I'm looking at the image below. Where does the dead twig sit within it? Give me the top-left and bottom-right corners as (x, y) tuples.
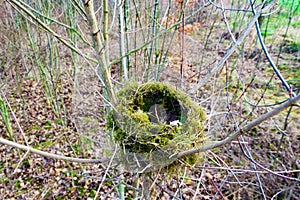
(173, 94), (300, 159)
(0, 137), (106, 163)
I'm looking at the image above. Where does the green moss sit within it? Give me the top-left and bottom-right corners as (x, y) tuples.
(107, 82), (206, 172)
(131, 109), (150, 124)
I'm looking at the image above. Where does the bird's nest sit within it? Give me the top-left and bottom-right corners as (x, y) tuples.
(107, 82), (206, 172)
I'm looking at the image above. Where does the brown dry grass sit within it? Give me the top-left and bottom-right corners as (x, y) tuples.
(0, 1), (299, 199)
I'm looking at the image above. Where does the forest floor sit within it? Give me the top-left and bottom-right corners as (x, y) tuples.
(1, 2), (300, 199)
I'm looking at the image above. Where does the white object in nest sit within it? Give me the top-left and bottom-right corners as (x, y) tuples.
(169, 120), (182, 126)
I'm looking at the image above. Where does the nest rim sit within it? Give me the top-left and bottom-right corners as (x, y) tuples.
(107, 82), (206, 171)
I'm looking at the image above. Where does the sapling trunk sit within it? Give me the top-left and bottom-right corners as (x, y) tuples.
(83, 0), (117, 105)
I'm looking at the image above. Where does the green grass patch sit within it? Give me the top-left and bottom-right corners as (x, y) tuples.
(72, 145), (81, 154)
(280, 0), (300, 15)
(260, 1), (300, 37)
(0, 95), (13, 139)
(35, 140), (56, 149)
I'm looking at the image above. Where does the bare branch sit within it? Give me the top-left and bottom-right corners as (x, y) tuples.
(6, 0), (97, 63)
(83, 0), (117, 105)
(249, 0), (296, 98)
(188, 0), (277, 94)
(0, 137), (105, 163)
(174, 94), (300, 159)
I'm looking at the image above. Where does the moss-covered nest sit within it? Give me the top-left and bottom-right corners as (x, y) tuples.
(108, 82), (206, 172)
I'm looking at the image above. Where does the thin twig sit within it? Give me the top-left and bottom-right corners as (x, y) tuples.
(208, 0), (252, 12)
(0, 90), (32, 174)
(109, 1), (211, 66)
(6, 0), (97, 63)
(195, 166), (300, 175)
(94, 144), (118, 200)
(83, 0), (117, 105)
(188, 0), (275, 94)
(118, 0), (128, 80)
(238, 138), (300, 182)
(0, 137), (106, 163)
(220, 0), (237, 43)
(174, 94), (300, 159)
(238, 137), (266, 199)
(249, 0), (296, 99)
(180, 0), (185, 89)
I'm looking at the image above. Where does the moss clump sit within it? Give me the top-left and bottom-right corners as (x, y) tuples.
(107, 82), (206, 172)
